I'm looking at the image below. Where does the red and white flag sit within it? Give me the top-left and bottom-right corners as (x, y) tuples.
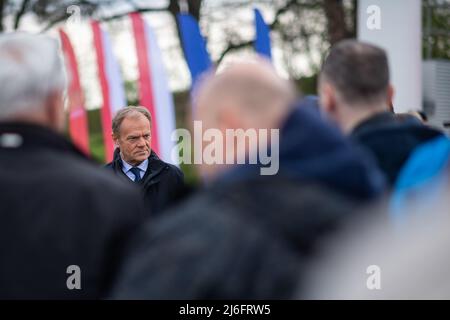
(91, 21), (127, 163)
(130, 13), (177, 164)
(58, 29), (90, 155)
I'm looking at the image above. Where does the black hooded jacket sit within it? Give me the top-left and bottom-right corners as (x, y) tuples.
(351, 112), (443, 186)
(105, 149), (185, 216)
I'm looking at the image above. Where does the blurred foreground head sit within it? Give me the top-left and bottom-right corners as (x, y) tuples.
(0, 32), (66, 132)
(319, 40), (394, 133)
(193, 58), (296, 181)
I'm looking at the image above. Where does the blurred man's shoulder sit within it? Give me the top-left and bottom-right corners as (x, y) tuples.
(46, 152), (137, 194)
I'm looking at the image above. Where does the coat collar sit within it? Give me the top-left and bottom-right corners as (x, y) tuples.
(351, 111), (397, 135)
(112, 148), (168, 184)
(0, 121), (87, 159)
(121, 156), (148, 174)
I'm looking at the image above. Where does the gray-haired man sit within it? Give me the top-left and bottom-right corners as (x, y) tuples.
(105, 106), (184, 216)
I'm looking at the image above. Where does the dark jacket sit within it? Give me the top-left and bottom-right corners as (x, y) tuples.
(351, 112), (443, 186)
(110, 107), (386, 299)
(0, 122), (145, 299)
(222, 103), (386, 202)
(105, 149), (185, 217)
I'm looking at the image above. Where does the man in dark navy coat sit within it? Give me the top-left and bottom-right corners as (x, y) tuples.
(105, 106), (184, 216)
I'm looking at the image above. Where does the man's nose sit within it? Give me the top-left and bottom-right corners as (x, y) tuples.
(136, 137), (146, 147)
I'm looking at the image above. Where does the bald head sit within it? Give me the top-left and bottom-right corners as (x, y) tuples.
(192, 59), (296, 181)
(0, 32), (67, 132)
(194, 59), (296, 131)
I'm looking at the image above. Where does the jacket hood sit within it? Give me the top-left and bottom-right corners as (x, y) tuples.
(220, 99), (387, 201)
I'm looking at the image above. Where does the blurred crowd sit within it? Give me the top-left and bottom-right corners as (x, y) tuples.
(1, 32), (449, 299)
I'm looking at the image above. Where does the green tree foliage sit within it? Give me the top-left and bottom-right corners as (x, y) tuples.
(423, 0), (450, 60)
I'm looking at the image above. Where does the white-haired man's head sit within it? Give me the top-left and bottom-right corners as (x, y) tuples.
(0, 32), (67, 131)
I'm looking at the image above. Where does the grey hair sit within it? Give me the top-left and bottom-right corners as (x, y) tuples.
(0, 32), (67, 119)
(112, 106), (152, 137)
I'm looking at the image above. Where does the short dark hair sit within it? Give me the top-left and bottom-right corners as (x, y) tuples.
(320, 40), (390, 106)
(112, 106), (152, 137)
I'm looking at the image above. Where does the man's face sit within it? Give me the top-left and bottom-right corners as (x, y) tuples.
(114, 114), (152, 166)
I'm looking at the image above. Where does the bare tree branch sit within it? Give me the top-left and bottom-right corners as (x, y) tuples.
(167, 0), (204, 65)
(186, 0), (202, 21)
(270, 0), (298, 29)
(37, 0), (99, 33)
(100, 5), (167, 22)
(216, 40), (253, 65)
(0, 0), (5, 32)
(323, 0), (351, 45)
(40, 16), (69, 33)
(215, 0), (299, 65)
(14, 0), (30, 30)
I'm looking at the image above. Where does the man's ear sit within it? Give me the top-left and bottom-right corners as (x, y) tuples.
(319, 82), (337, 116)
(387, 84), (395, 112)
(112, 133), (119, 147)
(46, 90), (65, 132)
